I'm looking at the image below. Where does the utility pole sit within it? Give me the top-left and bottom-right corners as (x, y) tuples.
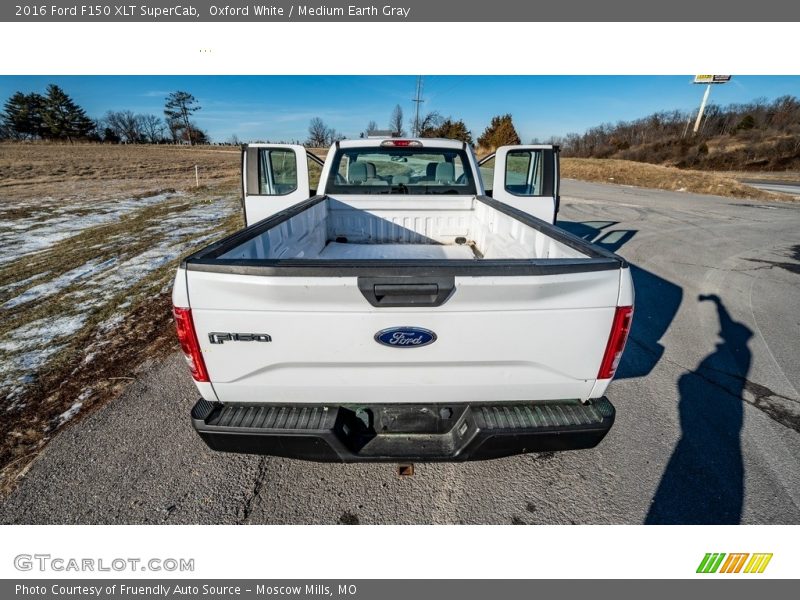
(693, 84), (712, 135)
(690, 75), (730, 135)
(412, 76), (424, 137)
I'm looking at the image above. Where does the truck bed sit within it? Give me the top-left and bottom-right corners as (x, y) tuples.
(318, 242), (478, 260)
(178, 193), (630, 407)
(213, 195), (588, 263)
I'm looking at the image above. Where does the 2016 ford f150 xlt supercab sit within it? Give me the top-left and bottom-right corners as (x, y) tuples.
(172, 138), (634, 462)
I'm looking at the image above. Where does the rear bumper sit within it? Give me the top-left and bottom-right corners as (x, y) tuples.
(191, 398), (615, 462)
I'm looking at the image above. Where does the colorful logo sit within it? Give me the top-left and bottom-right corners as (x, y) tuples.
(697, 553), (773, 574)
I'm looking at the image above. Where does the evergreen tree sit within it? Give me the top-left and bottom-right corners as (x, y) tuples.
(2, 91), (46, 139)
(420, 117), (473, 144)
(102, 127), (121, 143)
(164, 91), (201, 145)
(477, 114), (521, 150)
(41, 84), (95, 141)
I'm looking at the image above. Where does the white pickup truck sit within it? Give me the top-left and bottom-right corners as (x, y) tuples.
(172, 138), (634, 462)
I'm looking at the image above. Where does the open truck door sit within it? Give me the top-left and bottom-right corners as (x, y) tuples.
(479, 145), (560, 224)
(241, 144), (324, 225)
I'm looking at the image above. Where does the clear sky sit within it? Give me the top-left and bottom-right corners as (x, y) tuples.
(2, 75), (799, 143)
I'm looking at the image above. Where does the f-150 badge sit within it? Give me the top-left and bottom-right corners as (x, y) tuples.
(208, 332), (272, 344)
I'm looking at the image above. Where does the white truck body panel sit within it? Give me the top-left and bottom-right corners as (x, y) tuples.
(180, 266), (621, 404)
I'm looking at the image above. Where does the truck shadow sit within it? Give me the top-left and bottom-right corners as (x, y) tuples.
(645, 294), (750, 524)
(557, 220), (681, 380)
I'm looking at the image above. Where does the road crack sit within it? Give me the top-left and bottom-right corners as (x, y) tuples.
(628, 336), (800, 433)
(238, 457), (269, 524)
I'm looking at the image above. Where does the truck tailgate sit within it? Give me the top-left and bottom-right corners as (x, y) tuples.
(183, 268), (622, 404)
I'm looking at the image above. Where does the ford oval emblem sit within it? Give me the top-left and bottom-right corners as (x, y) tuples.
(374, 326), (437, 348)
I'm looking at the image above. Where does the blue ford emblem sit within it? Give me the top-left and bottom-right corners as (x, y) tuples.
(375, 327), (437, 348)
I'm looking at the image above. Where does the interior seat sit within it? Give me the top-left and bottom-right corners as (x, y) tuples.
(348, 161), (368, 184)
(424, 162), (438, 181)
(435, 162), (455, 184)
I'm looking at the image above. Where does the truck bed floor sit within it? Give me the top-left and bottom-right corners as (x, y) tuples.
(317, 242), (477, 260)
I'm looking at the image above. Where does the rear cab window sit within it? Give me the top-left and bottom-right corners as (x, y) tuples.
(326, 147), (477, 195)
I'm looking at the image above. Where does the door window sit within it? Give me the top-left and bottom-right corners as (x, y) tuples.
(504, 149), (544, 196)
(258, 148), (298, 195)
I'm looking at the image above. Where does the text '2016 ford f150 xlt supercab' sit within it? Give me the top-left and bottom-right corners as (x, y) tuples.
(172, 138), (634, 462)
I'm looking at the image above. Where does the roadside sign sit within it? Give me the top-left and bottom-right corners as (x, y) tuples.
(694, 75), (732, 84)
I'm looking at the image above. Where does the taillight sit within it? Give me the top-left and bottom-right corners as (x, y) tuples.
(597, 306), (633, 380)
(380, 139), (422, 148)
(173, 306), (209, 382)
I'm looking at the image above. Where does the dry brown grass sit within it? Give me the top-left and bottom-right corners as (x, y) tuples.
(0, 142), (244, 496)
(0, 142), (239, 203)
(718, 170), (800, 183)
(561, 158), (797, 202)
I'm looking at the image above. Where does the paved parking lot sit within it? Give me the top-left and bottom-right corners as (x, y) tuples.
(2, 180), (799, 524)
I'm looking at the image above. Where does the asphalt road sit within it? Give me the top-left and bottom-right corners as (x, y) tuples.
(743, 180), (800, 197)
(2, 180), (800, 525)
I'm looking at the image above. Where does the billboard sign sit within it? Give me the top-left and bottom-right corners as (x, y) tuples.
(694, 75), (732, 84)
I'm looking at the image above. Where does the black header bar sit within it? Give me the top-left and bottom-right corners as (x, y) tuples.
(4, 0), (800, 22)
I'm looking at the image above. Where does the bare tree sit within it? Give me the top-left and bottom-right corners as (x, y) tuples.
(307, 117), (331, 147)
(138, 113), (165, 143)
(104, 110), (142, 143)
(417, 111), (443, 135)
(365, 120), (378, 136)
(326, 128), (345, 145)
(165, 117), (182, 143)
(389, 104), (405, 136)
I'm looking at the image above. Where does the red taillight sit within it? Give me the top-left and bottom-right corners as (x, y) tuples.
(597, 306), (633, 380)
(380, 139), (422, 148)
(173, 306), (209, 382)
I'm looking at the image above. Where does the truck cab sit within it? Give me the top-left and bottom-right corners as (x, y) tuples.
(241, 139), (560, 225)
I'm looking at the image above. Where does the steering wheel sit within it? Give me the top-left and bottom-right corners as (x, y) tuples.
(334, 173), (347, 185)
(456, 173), (467, 185)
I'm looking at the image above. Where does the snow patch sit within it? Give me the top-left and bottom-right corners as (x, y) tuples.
(0, 271), (50, 296)
(0, 192), (177, 266)
(0, 194), (237, 407)
(56, 399), (83, 427)
(3, 258), (117, 309)
(0, 314), (88, 354)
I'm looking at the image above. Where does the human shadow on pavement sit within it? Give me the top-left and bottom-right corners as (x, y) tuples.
(557, 220), (682, 380)
(645, 294), (751, 524)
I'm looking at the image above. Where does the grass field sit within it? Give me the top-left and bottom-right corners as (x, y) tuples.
(0, 142), (793, 494)
(561, 158), (798, 201)
(0, 143), (243, 493)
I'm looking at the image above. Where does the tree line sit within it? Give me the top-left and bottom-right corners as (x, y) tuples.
(3, 84), (531, 152)
(307, 104), (521, 150)
(553, 95), (800, 161)
(1, 86), (208, 144)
